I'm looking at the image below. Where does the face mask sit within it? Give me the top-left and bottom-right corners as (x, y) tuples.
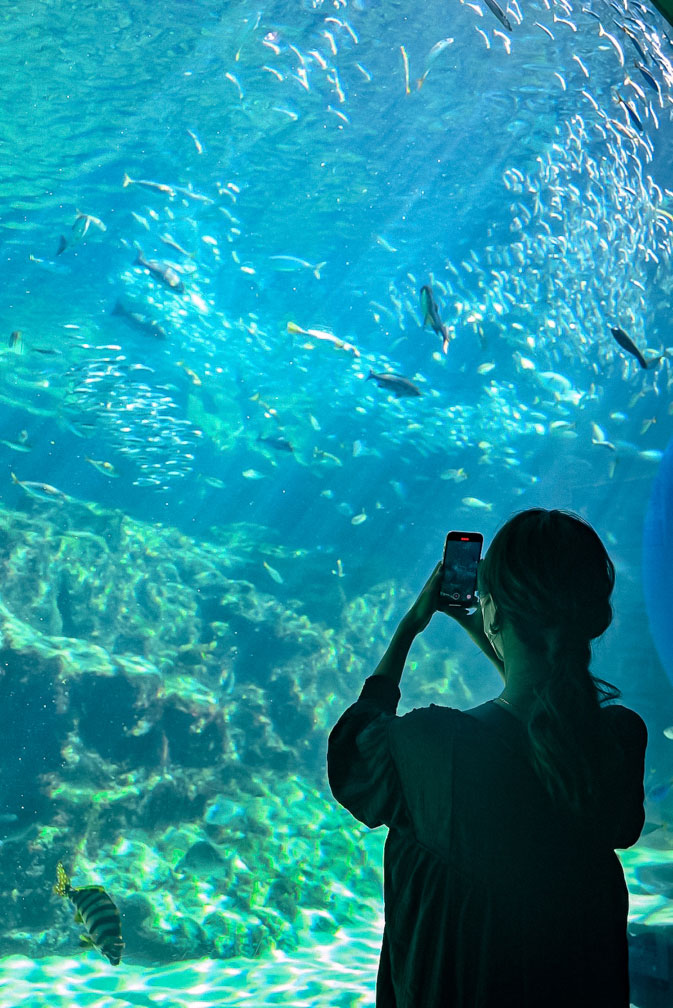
(486, 628), (505, 661)
(481, 594), (504, 661)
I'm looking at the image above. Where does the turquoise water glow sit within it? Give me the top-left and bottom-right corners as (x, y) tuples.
(1, 0), (673, 1004)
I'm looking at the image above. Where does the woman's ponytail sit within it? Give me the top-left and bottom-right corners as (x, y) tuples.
(526, 633), (619, 814)
(478, 508), (620, 814)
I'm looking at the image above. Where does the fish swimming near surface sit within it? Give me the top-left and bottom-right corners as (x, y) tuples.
(610, 326), (650, 369)
(420, 285), (450, 353)
(367, 370), (422, 397)
(54, 861), (124, 966)
(483, 0), (513, 32)
(135, 251), (185, 292)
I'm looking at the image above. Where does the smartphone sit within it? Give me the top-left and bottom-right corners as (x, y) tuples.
(439, 531), (483, 606)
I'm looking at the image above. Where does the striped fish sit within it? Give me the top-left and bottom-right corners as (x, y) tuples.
(54, 861), (124, 965)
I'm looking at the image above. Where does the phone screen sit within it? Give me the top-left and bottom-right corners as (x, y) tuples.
(439, 532), (483, 606)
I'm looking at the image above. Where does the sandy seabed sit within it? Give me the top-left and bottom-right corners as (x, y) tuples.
(0, 924), (382, 1008)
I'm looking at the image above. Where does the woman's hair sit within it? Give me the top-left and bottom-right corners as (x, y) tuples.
(477, 508), (620, 815)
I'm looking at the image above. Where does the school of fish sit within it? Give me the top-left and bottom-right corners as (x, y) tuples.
(1, 0), (672, 536)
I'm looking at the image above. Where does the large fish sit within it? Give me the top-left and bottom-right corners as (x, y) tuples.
(54, 862), (124, 966)
(111, 300), (168, 341)
(420, 285), (450, 353)
(135, 251), (184, 292)
(367, 370), (422, 397)
(610, 326), (649, 369)
(269, 255), (326, 279)
(11, 472), (68, 503)
(57, 210), (106, 256)
(483, 0), (513, 32)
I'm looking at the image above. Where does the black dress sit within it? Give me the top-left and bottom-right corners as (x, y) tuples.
(327, 676), (647, 1008)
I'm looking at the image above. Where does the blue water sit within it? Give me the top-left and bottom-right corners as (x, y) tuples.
(1, 0), (673, 1003)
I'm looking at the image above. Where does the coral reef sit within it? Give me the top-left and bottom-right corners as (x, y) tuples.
(0, 498), (403, 964)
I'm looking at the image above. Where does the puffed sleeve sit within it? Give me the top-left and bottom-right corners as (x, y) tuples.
(604, 706), (648, 849)
(327, 676), (411, 831)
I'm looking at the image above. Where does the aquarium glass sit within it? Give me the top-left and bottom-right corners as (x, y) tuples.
(1, 0), (672, 1005)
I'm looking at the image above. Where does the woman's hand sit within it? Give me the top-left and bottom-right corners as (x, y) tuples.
(403, 563), (478, 637)
(402, 562), (444, 636)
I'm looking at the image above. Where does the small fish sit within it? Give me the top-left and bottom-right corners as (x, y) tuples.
(54, 862), (124, 966)
(85, 458), (119, 478)
(313, 447), (342, 466)
(135, 251), (184, 292)
(375, 235), (398, 253)
(534, 21), (555, 40)
(477, 362), (496, 374)
(269, 255), (326, 279)
(351, 511), (367, 525)
(610, 326), (649, 369)
(598, 24), (624, 67)
(367, 370), (421, 397)
(417, 37), (454, 89)
(11, 472), (68, 504)
(614, 93), (643, 133)
(664, 726), (673, 740)
(242, 469), (265, 479)
(0, 431), (32, 453)
(440, 468), (468, 482)
(590, 422), (616, 451)
(420, 285), (450, 353)
(400, 45), (411, 94)
(186, 129), (204, 154)
(634, 61), (660, 95)
(619, 26), (648, 63)
(462, 496), (493, 511)
(159, 234), (194, 258)
(287, 321), (360, 358)
(122, 172), (176, 196)
(263, 560), (284, 584)
(483, 0), (512, 32)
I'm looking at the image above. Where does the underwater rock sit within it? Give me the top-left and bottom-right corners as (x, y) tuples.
(0, 500), (427, 963)
(176, 840), (225, 875)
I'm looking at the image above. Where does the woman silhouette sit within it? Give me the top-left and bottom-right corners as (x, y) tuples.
(328, 508), (647, 1007)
